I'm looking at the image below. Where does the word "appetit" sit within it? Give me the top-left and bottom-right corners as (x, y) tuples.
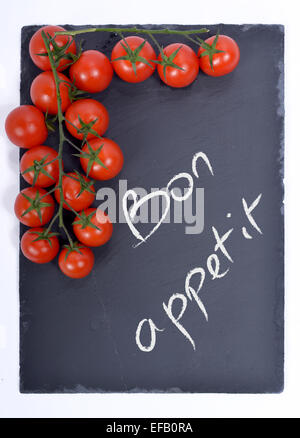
(135, 191), (263, 352)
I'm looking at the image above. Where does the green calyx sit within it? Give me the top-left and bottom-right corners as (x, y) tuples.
(22, 154), (55, 186)
(56, 76), (87, 105)
(74, 141), (107, 177)
(152, 45), (184, 82)
(67, 80), (88, 103)
(44, 111), (57, 132)
(63, 39), (84, 66)
(72, 210), (101, 231)
(198, 31), (225, 71)
(73, 115), (101, 144)
(39, 31), (82, 69)
(62, 241), (85, 260)
(112, 38), (153, 77)
(70, 170), (95, 197)
(21, 190), (53, 224)
(29, 229), (59, 247)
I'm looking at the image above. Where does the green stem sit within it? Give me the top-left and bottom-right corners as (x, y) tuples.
(182, 34), (204, 46)
(39, 25), (209, 246)
(65, 137), (82, 152)
(63, 200), (82, 217)
(39, 186), (57, 200)
(45, 156), (59, 166)
(41, 31), (73, 244)
(45, 211), (60, 234)
(61, 172), (80, 182)
(61, 223), (73, 246)
(55, 26), (209, 37)
(146, 32), (164, 54)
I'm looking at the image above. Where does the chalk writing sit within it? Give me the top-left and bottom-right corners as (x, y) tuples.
(134, 153), (263, 352)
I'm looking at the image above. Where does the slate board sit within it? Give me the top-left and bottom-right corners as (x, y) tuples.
(19, 24), (284, 393)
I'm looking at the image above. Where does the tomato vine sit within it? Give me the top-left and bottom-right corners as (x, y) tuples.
(41, 31), (74, 245)
(40, 26), (209, 249)
(5, 24), (240, 278)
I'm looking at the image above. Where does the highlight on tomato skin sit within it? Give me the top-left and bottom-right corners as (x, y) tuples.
(21, 227), (60, 264)
(29, 25), (77, 72)
(198, 34), (240, 77)
(157, 43), (199, 88)
(30, 71), (71, 114)
(54, 172), (96, 212)
(5, 105), (48, 148)
(58, 245), (95, 279)
(14, 187), (55, 227)
(65, 99), (109, 140)
(80, 137), (124, 181)
(73, 207), (113, 247)
(69, 50), (113, 93)
(20, 145), (60, 188)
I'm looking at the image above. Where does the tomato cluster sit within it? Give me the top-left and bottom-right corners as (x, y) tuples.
(5, 25), (240, 279)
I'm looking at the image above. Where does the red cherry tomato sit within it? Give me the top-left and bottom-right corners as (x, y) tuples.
(21, 227), (59, 263)
(73, 208), (113, 247)
(54, 172), (95, 211)
(5, 105), (48, 148)
(58, 245), (94, 278)
(14, 187), (55, 227)
(80, 137), (124, 180)
(65, 99), (109, 140)
(29, 25), (76, 72)
(69, 50), (113, 93)
(20, 145), (60, 188)
(157, 43), (199, 88)
(30, 71), (71, 114)
(111, 36), (156, 83)
(198, 35), (240, 77)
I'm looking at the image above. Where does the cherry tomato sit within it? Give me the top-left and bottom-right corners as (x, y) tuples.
(111, 36), (156, 83)
(54, 172), (95, 211)
(80, 137), (124, 180)
(73, 208), (113, 247)
(14, 187), (55, 227)
(65, 99), (109, 140)
(157, 43), (199, 88)
(21, 227), (59, 263)
(30, 71), (71, 114)
(69, 50), (113, 93)
(5, 105), (48, 148)
(20, 145), (60, 188)
(58, 245), (94, 278)
(29, 25), (76, 72)
(198, 34), (240, 77)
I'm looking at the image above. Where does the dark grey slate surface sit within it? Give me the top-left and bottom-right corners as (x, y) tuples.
(19, 24), (284, 393)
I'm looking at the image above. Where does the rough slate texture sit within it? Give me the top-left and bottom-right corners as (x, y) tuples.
(19, 24), (284, 393)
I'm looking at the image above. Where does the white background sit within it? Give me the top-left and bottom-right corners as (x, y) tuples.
(0, 0), (299, 418)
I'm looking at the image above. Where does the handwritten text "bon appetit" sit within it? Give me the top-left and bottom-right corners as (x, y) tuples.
(128, 152), (263, 352)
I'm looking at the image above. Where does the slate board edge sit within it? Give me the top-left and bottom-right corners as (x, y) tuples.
(19, 24), (285, 394)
